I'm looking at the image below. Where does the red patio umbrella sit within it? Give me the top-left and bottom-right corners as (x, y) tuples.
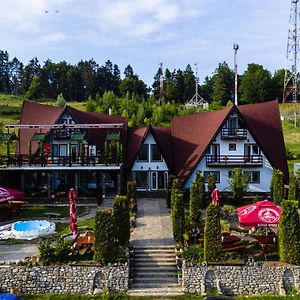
(237, 200), (282, 228)
(68, 188), (77, 235)
(211, 188), (220, 205)
(0, 186), (23, 204)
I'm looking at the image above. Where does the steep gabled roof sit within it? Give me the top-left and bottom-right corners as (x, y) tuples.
(171, 107), (233, 183)
(18, 101), (64, 154)
(152, 126), (173, 172)
(238, 100), (288, 182)
(125, 126), (173, 173)
(126, 127), (148, 172)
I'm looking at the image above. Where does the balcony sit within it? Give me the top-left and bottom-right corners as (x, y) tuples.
(206, 155), (263, 167)
(0, 154), (122, 169)
(221, 128), (247, 140)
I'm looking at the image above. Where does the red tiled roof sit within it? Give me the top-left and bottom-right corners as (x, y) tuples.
(152, 126), (173, 171)
(171, 107), (232, 183)
(18, 101), (64, 154)
(126, 127), (148, 172)
(237, 100), (288, 182)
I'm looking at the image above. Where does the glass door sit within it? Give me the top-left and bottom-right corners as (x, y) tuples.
(151, 171), (158, 191)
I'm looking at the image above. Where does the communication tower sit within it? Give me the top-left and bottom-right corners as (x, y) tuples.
(283, 0), (300, 103)
(233, 44), (239, 106)
(185, 63), (208, 109)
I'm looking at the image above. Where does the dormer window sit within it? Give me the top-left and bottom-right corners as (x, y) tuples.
(151, 144), (162, 162)
(137, 144), (149, 162)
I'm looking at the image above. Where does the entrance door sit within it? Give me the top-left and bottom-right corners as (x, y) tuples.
(151, 171), (158, 191)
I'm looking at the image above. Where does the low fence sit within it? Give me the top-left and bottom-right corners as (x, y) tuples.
(0, 263), (128, 295)
(182, 262), (300, 295)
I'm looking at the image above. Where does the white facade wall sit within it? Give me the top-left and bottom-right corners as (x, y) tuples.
(131, 132), (169, 172)
(131, 132), (169, 191)
(184, 113), (273, 193)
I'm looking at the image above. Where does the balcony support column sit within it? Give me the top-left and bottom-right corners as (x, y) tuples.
(101, 172), (106, 197)
(47, 172), (51, 198)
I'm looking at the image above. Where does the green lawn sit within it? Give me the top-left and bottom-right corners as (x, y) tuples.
(13, 205), (86, 219)
(55, 217), (95, 237)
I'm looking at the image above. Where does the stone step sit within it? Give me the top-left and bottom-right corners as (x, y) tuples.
(133, 262), (177, 269)
(133, 258), (176, 263)
(133, 272), (178, 278)
(133, 246), (174, 250)
(134, 253), (176, 258)
(133, 277), (178, 284)
(134, 266), (177, 272)
(128, 288), (183, 296)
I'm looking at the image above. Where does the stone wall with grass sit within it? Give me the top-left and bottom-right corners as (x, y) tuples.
(183, 262), (300, 296)
(0, 263), (128, 294)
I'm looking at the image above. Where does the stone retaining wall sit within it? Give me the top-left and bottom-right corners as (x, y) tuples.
(0, 263), (128, 295)
(182, 262), (300, 295)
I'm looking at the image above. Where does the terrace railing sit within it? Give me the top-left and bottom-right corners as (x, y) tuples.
(0, 154), (122, 167)
(221, 128), (247, 140)
(206, 154), (263, 167)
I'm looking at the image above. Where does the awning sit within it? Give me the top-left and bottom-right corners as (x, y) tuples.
(106, 131), (120, 141)
(31, 133), (48, 142)
(70, 132), (85, 141)
(0, 186), (24, 203)
(0, 132), (18, 142)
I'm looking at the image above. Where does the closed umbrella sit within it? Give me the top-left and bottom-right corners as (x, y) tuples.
(211, 188), (220, 205)
(68, 188), (77, 235)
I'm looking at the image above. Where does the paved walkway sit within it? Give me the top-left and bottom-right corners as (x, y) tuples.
(0, 244), (38, 263)
(130, 198), (174, 247)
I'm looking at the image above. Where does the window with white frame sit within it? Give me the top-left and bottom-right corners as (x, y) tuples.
(203, 171), (220, 183)
(244, 171), (260, 183)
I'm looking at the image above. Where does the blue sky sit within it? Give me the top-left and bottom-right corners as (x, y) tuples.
(0, 0), (290, 87)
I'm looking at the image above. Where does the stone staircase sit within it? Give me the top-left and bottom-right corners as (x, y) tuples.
(128, 246), (182, 296)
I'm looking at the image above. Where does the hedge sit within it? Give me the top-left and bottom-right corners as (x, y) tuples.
(278, 200), (300, 265)
(270, 169), (284, 204)
(172, 192), (185, 245)
(166, 174), (176, 208)
(94, 209), (116, 263)
(127, 181), (137, 213)
(204, 203), (222, 262)
(113, 195), (130, 245)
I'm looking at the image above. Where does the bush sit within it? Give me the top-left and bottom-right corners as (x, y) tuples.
(38, 239), (71, 265)
(271, 169), (284, 204)
(229, 167), (249, 201)
(166, 175), (176, 208)
(204, 203), (222, 262)
(183, 245), (204, 263)
(113, 195), (130, 246)
(207, 172), (216, 197)
(172, 192), (185, 245)
(288, 170), (298, 201)
(278, 200), (300, 265)
(127, 181), (137, 214)
(189, 172), (205, 223)
(56, 93), (66, 107)
(94, 209), (116, 263)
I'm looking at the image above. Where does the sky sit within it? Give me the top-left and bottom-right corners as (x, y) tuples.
(0, 0), (291, 87)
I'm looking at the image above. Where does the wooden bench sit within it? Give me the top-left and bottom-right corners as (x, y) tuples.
(72, 231), (95, 255)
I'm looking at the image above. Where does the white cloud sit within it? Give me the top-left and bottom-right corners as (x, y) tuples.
(41, 33), (66, 43)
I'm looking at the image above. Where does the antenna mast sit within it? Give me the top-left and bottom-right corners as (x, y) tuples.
(233, 44), (239, 106)
(283, 0), (300, 103)
(159, 62), (164, 103)
(185, 63), (208, 109)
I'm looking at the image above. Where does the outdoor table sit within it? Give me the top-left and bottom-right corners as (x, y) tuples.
(44, 212), (62, 218)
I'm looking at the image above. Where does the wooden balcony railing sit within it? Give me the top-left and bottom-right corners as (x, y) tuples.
(0, 154), (122, 167)
(221, 128), (247, 139)
(206, 155), (263, 167)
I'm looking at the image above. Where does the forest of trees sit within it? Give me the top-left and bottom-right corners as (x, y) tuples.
(0, 49), (286, 104)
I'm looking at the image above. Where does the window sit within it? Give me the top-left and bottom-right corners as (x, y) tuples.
(134, 171), (148, 189)
(244, 171), (260, 183)
(228, 170), (233, 178)
(229, 144), (236, 151)
(137, 144), (149, 161)
(151, 144), (162, 161)
(203, 171), (220, 183)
